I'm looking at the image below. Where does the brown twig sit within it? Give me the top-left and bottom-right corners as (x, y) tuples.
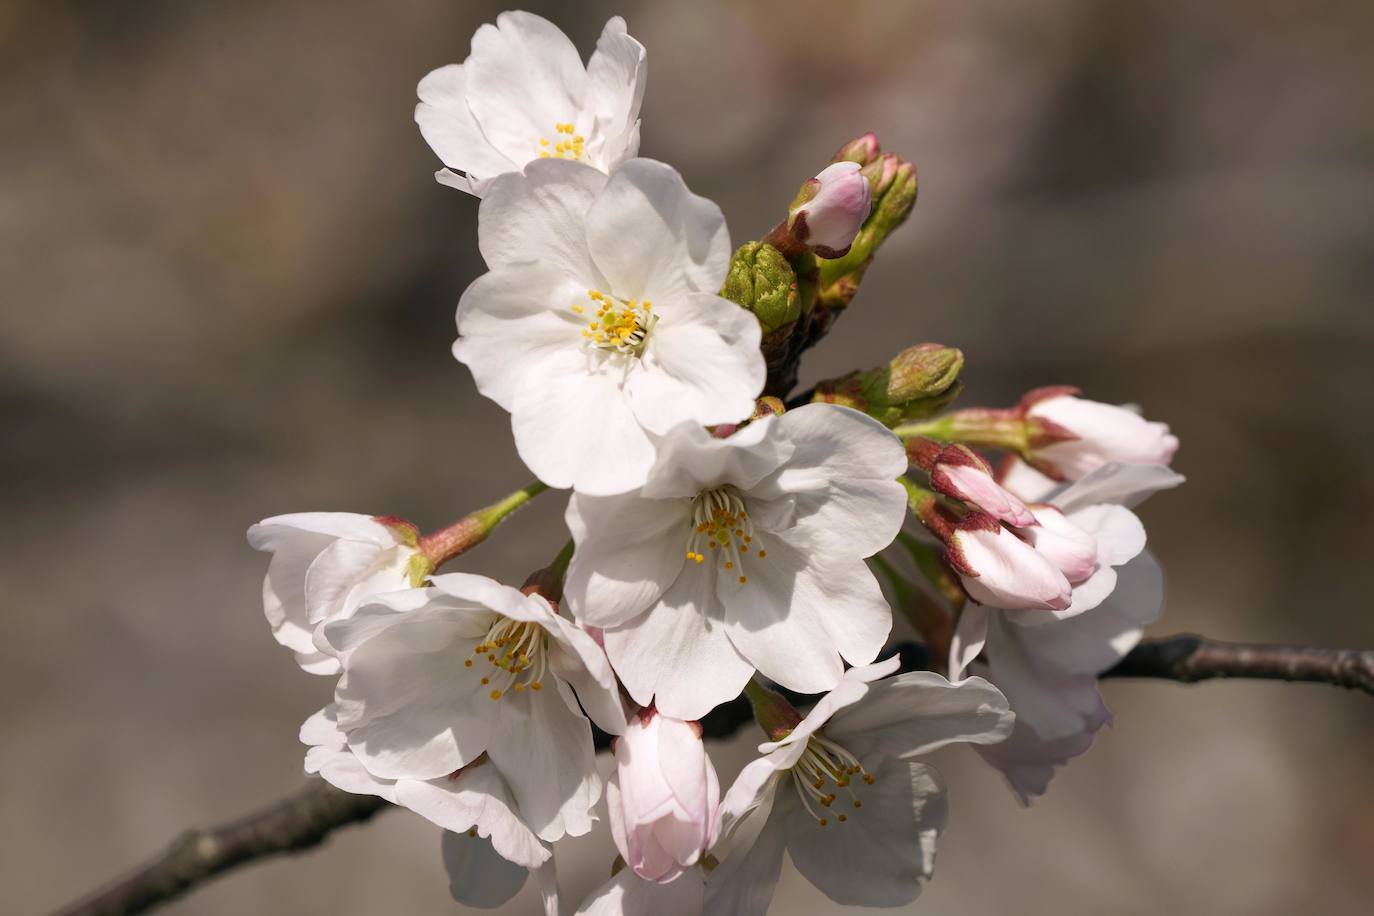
(51, 634), (1373, 916)
(1102, 633), (1374, 694)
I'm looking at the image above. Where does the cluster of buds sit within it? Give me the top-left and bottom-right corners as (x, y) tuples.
(723, 133), (919, 396)
(905, 441), (1079, 611)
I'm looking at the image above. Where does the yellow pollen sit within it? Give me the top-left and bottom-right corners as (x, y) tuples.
(853, 800), (863, 808)
(725, 561), (734, 570)
(571, 304), (584, 314)
(791, 734), (873, 828)
(819, 818), (829, 827)
(837, 814), (848, 822)
(480, 677), (489, 685)
(530, 681), (542, 690)
(490, 690), (502, 700)
(757, 549), (767, 558)
(463, 659), (473, 668)
(513, 683), (525, 692)
(738, 575), (747, 584)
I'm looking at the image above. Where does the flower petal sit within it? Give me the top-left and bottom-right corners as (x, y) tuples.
(1052, 461), (1185, 513)
(510, 347), (658, 494)
(704, 775), (789, 916)
(544, 612), (628, 735)
(585, 159), (730, 302)
(640, 415), (793, 500)
(825, 672), (1013, 759)
(454, 264), (586, 412)
(486, 679), (601, 842)
(465, 11), (588, 166)
(603, 570), (754, 720)
(784, 758), (947, 908)
(477, 158), (609, 276)
(415, 63), (516, 187)
(564, 491), (687, 628)
(409, 761), (549, 869)
(576, 867), (706, 916)
(585, 17), (646, 167)
(625, 292), (763, 433)
(750, 404), (908, 558)
(440, 830), (530, 908)
(722, 543), (889, 695)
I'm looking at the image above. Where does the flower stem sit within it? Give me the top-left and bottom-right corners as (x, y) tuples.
(893, 409), (1028, 453)
(417, 481), (550, 570)
(743, 678), (802, 741)
(522, 538), (576, 604)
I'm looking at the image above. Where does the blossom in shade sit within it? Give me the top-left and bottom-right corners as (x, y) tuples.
(416, 12), (645, 196)
(788, 161), (873, 257)
(317, 573), (625, 844)
(246, 513), (426, 675)
(949, 461), (1185, 801)
(1023, 389), (1180, 480)
(301, 705), (557, 915)
(704, 659), (1013, 915)
(609, 708), (721, 883)
(454, 158), (764, 495)
(564, 404), (909, 719)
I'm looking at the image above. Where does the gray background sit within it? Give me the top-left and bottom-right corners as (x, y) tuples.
(3, 0), (1372, 913)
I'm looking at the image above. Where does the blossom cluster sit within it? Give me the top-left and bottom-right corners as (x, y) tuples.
(248, 11), (1182, 914)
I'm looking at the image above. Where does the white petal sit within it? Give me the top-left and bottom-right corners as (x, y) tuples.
(625, 292), (763, 433)
(980, 616), (1113, 743)
(510, 347), (658, 494)
(304, 745), (398, 803)
(722, 543), (889, 695)
(585, 17), (647, 168)
(640, 415), (793, 500)
(750, 404), (909, 558)
(1051, 461), (1185, 512)
(947, 603), (989, 681)
(976, 720), (1097, 805)
(544, 612), (628, 735)
(564, 491), (687, 628)
(441, 830), (530, 908)
(704, 776), (789, 916)
(577, 867), (705, 916)
(758, 658), (901, 755)
(406, 761), (549, 869)
(454, 264), (586, 412)
(465, 11), (588, 166)
(414, 63), (516, 188)
(477, 158), (609, 275)
(1067, 503), (1146, 567)
(953, 525), (1073, 611)
(603, 570), (754, 721)
(825, 672), (1013, 759)
(486, 680), (601, 842)
(333, 610), (495, 780)
(785, 758), (947, 907)
(996, 457), (1059, 502)
(585, 159), (731, 302)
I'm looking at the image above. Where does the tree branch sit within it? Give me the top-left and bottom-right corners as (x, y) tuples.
(51, 633), (1372, 916)
(1102, 633), (1374, 694)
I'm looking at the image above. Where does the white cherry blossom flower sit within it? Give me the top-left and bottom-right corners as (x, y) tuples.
(416, 12), (645, 196)
(949, 462), (1184, 801)
(454, 157), (764, 495)
(564, 404), (909, 719)
(609, 708), (720, 883)
(301, 705), (557, 914)
(1024, 389), (1180, 480)
(318, 573), (625, 844)
(705, 659), (1013, 915)
(246, 513), (426, 675)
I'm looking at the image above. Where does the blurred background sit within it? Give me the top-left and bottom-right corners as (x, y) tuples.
(3, 0), (1373, 913)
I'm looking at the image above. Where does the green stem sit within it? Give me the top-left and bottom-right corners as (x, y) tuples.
(418, 481), (550, 570)
(894, 410), (1028, 453)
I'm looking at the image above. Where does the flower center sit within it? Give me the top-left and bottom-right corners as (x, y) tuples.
(790, 734), (874, 827)
(463, 617), (547, 700)
(538, 121), (587, 161)
(685, 485), (766, 585)
(571, 289), (656, 355)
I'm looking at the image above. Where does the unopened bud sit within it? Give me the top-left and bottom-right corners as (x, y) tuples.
(722, 242), (800, 334)
(832, 132), (881, 166)
(812, 344), (963, 427)
(816, 152), (918, 309)
(787, 161), (873, 258)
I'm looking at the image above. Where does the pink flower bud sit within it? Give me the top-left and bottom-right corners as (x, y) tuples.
(1020, 505), (1098, 584)
(947, 514), (1073, 611)
(608, 708), (720, 884)
(1024, 393), (1179, 480)
(788, 161), (873, 257)
(928, 445), (1037, 528)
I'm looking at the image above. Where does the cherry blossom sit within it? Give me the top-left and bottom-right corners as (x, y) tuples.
(416, 12), (645, 196)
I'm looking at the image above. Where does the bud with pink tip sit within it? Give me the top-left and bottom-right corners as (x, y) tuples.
(607, 707), (720, 884)
(787, 161), (873, 258)
(946, 513), (1073, 611)
(914, 441), (1037, 528)
(1022, 388), (1179, 480)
